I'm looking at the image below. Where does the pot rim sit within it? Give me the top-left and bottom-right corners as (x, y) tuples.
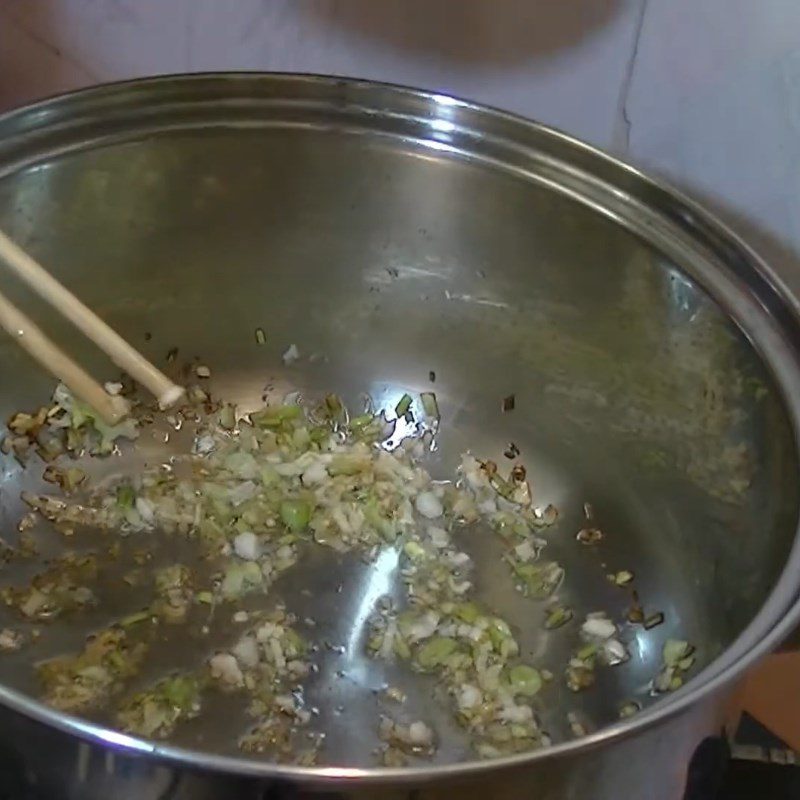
(1, 71), (800, 783)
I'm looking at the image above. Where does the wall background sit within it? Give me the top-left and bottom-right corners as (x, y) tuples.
(2, 0), (800, 289)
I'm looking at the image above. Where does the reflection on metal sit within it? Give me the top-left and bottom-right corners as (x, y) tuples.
(431, 93), (462, 109)
(346, 547), (399, 659)
(444, 290), (510, 309)
(76, 742), (90, 784)
(668, 268), (702, 318)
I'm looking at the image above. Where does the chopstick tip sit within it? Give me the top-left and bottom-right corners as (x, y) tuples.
(158, 385), (186, 410)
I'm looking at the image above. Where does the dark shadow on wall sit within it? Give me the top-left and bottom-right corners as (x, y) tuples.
(0, 0), (628, 112)
(303, 0), (625, 67)
(0, 0), (99, 112)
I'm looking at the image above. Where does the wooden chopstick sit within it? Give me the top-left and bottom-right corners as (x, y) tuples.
(0, 229), (184, 419)
(0, 289), (129, 424)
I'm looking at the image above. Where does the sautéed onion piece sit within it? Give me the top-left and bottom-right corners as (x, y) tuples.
(0, 380), (694, 765)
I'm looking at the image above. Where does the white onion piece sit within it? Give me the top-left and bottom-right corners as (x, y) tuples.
(282, 344), (300, 364)
(193, 434), (215, 455)
(602, 638), (629, 665)
(227, 481), (257, 506)
(477, 497), (497, 515)
(302, 460), (329, 486)
(407, 721), (434, 747)
(415, 491), (443, 519)
(581, 616), (617, 641)
(457, 684), (482, 710)
(269, 638), (286, 670)
(379, 619), (397, 660)
(233, 531), (260, 561)
(499, 703), (533, 724)
(135, 497), (155, 526)
(209, 653), (244, 687)
(514, 540), (537, 562)
(428, 526), (449, 548)
(406, 610), (439, 642)
(232, 636), (259, 668)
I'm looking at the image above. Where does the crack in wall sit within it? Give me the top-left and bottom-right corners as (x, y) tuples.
(0, 7), (102, 83)
(613, 0), (649, 154)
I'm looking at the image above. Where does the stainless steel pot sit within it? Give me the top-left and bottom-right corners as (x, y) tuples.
(0, 74), (799, 799)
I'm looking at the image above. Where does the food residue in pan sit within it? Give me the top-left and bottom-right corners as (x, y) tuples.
(0, 375), (694, 766)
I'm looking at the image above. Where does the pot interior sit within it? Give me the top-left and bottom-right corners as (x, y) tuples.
(0, 76), (796, 769)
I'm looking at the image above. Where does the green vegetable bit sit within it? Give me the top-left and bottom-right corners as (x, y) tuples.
(328, 454), (370, 476)
(508, 664), (543, 697)
(251, 404), (302, 429)
(280, 499), (311, 532)
(486, 617), (515, 650)
(420, 392), (440, 421)
(663, 639), (692, 666)
(349, 414), (374, 432)
(576, 643), (598, 663)
(162, 674), (200, 709)
(416, 636), (458, 669)
(544, 606), (573, 630)
(116, 485), (135, 510)
(120, 610), (152, 628)
(453, 602), (481, 624)
(393, 635), (411, 660)
(220, 561), (263, 598)
(619, 701), (640, 719)
(403, 540), (426, 561)
(218, 404), (236, 430)
(394, 393), (413, 417)
(117, 673), (202, 738)
(323, 394), (346, 423)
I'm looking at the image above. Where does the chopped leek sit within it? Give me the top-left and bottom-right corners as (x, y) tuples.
(420, 392), (440, 421)
(394, 394), (413, 417)
(508, 665), (542, 697)
(279, 499), (311, 532)
(416, 636), (458, 669)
